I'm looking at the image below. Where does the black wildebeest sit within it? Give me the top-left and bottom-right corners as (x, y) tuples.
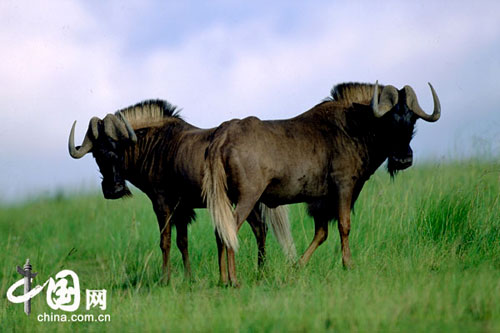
(203, 81), (440, 285)
(68, 100), (295, 284)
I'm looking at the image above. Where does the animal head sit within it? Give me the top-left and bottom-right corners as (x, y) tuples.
(370, 81), (441, 175)
(68, 113), (137, 199)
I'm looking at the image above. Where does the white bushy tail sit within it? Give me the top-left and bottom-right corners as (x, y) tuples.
(260, 204), (297, 261)
(202, 148), (239, 251)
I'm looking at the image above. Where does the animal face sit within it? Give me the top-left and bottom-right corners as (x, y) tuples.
(370, 82), (441, 175)
(386, 101), (417, 175)
(68, 113), (137, 199)
(92, 137), (131, 199)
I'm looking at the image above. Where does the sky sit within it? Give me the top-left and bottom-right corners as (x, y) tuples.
(0, 0), (499, 202)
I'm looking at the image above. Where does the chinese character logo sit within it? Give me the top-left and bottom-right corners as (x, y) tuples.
(6, 259), (107, 315)
(46, 270), (80, 312)
(86, 290), (107, 310)
(6, 259), (41, 315)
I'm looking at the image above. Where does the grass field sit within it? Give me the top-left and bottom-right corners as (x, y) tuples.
(1, 160), (499, 332)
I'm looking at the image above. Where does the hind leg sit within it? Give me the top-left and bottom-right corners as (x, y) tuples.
(297, 216), (328, 267)
(226, 191), (265, 287)
(215, 231), (229, 285)
(247, 207), (268, 269)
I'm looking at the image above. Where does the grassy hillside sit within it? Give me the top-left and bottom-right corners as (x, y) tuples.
(1, 161), (499, 331)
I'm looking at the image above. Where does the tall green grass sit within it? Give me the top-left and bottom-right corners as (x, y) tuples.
(0, 161), (499, 331)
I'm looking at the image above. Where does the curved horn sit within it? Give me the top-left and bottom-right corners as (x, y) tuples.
(103, 114), (122, 141)
(103, 114), (137, 143)
(371, 81), (399, 118)
(404, 83), (441, 122)
(68, 121), (93, 159)
(118, 112), (137, 143)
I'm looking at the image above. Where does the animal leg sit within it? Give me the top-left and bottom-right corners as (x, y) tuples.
(152, 199), (174, 284)
(215, 231), (228, 286)
(227, 194), (262, 287)
(226, 247), (240, 288)
(297, 217), (328, 267)
(247, 207), (268, 269)
(157, 214), (172, 284)
(337, 193), (353, 269)
(176, 222), (192, 280)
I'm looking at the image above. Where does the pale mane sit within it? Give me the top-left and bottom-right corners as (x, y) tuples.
(116, 99), (181, 129)
(329, 82), (381, 106)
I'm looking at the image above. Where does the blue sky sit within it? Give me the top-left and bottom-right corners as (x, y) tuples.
(1, 1), (499, 202)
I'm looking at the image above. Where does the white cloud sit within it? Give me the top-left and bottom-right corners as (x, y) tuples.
(1, 1), (499, 201)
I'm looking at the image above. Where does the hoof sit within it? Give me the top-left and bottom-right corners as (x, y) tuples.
(293, 259), (307, 270)
(160, 276), (171, 286)
(219, 279), (240, 288)
(218, 279), (230, 287)
(183, 272), (194, 283)
(342, 260), (354, 270)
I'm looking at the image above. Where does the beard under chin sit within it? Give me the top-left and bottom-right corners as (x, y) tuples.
(121, 188), (133, 198)
(387, 158), (399, 179)
(102, 186), (133, 200)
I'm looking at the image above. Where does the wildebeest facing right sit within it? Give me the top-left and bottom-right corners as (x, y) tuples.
(203, 81), (441, 286)
(68, 100), (296, 284)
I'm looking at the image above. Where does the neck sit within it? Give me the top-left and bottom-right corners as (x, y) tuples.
(343, 105), (391, 178)
(122, 119), (190, 193)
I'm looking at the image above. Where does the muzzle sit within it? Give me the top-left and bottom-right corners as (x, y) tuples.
(101, 181), (131, 199)
(388, 147), (413, 171)
(388, 155), (412, 170)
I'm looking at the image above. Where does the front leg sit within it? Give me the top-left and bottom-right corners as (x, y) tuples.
(337, 187), (353, 269)
(151, 195), (176, 284)
(158, 215), (173, 284)
(176, 222), (192, 280)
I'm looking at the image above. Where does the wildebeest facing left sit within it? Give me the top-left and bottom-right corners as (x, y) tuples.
(203, 82), (441, 286)
(68, 100), (296, 284)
